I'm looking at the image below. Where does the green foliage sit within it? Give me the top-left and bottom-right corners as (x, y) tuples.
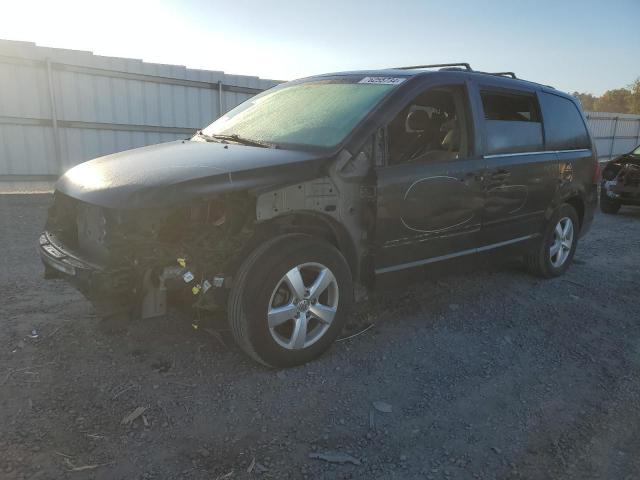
(572, 92), (597, 111)
(573, 77), (640, 114)
(630, 79), (640, 115)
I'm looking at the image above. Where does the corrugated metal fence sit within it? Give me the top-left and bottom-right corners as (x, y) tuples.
(585, 113), (640, 163)
(0, 40), (279, 177)
(1, 40), (639, 177)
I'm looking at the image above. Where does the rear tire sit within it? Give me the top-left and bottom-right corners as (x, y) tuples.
(227, 234), (353, 367)
(524, 203), (579, 278)
(600, 190), (621, 214)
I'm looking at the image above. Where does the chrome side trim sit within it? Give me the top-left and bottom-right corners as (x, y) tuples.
(483, 148), (591, 159)
(555, 149), (592, 154)
(484, 151), (549, 159)
(375, 234), (537, 275)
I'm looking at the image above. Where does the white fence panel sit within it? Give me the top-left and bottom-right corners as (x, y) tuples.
(0, 40), (279, 177)
(585, 112), (640, 163)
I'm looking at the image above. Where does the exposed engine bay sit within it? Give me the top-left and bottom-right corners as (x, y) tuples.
(602, 156), (640, 204)
(44, 191), (257, 317)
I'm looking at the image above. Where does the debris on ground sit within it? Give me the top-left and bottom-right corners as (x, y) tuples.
(309, 451), (362, 465)
(62, 457), (113, 472)
(373, 401), (392, 413)
(336, 323), (375, 342)
(121, 406), (147, 425)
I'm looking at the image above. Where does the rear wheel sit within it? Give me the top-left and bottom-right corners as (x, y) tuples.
(524, 203), (579, 278)
(600, 190), (621, 214)
(228, 234), (353, 367)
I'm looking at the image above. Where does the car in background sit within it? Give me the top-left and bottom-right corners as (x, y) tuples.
(600, 144), (640, 214)
(39, 63), (599, 367)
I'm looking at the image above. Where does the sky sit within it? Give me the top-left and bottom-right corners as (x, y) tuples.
(0, 0), (638, 95)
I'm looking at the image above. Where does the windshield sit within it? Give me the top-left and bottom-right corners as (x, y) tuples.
(201, 78), (402, 149)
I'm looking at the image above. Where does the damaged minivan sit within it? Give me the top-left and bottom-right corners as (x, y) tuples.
(600, 144), (640, 214)
(39, 63), (598, 367)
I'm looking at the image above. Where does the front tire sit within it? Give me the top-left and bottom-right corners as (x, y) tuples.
(600, 190), (621, 214)
(524, 203), (579, 278)
(228, 234), (353, 367)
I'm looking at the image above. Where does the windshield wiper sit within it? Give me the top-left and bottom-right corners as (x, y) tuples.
(196, 131), (276, 149)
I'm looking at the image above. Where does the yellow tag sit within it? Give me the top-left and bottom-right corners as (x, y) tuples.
(192, 284), (201, 295)
(177, 258), (186, 268)
(191, 323), (199, 330)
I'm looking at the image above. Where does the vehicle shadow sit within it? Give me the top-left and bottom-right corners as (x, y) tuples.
(617, 205), (640, 218)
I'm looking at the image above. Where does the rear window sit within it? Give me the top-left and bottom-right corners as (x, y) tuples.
(480, 90), (543, 155)
(540, 93), (591, 150)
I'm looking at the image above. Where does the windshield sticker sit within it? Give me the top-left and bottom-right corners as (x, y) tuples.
(358, 76), (406, 85)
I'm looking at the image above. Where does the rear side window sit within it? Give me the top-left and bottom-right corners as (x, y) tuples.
(480, 90), (543, 155)
(481, 92), (540, 122)
(540, 93), (591, 150)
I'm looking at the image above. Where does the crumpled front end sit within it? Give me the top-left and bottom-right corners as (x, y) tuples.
(601, 159), (640, 205)
(39, 191), (255, 317)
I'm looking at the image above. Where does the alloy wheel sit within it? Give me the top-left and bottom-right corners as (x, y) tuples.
(267, 262), (339, 350)
(550, 216), (574, 268)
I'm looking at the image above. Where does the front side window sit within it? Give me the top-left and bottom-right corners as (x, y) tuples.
(202, 78), (401, 150)
(385, 86), (471, 165)
(480, 89), (543, 155)
(633, 145), (640, 156)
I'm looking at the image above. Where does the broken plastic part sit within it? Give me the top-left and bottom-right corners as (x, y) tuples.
(183, 271), (194, 283)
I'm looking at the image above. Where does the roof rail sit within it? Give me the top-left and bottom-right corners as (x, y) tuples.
(392, 64), (529, 83)
(489, 71), (517, 79)
(395, 63), (472, 71)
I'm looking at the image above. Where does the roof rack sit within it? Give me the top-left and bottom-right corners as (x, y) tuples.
(393, 64), (527, 83)
(396, 63), (472, 71)
(489, 71), (517, 79)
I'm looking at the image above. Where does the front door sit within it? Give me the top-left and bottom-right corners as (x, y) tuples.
(374, 84), (485, 274)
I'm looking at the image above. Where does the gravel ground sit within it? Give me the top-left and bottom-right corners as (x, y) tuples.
(1, 193), (640, 480)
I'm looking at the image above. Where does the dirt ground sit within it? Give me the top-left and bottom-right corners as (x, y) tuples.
(1, 193), (640, 480)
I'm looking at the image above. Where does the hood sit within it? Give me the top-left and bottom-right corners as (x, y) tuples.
(56, 140), (329, 209)
(610, 153), (640, 166)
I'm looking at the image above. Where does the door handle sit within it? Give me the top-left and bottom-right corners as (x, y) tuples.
(490, 169), (511, 181)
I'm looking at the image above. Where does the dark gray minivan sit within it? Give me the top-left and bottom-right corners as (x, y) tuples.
(39, 63), (599, 367)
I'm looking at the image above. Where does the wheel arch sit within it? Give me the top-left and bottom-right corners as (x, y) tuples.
(546, 190), (586, 232)
(225, 210), (360, 284)
(565, 195), (585, 230)
(258, 211), (360, 280)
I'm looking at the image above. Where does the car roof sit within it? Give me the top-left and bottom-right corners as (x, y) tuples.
(311, 67), (571, 98)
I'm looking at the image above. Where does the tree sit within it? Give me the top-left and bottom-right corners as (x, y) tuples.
(629, 78), (640, 114)
(572, 92), (597, 111)
(572, 77), (640, 114)
(594, 88), (631, 114)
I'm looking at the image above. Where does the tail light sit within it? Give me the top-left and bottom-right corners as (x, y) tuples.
(592, 161), (601, 184)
